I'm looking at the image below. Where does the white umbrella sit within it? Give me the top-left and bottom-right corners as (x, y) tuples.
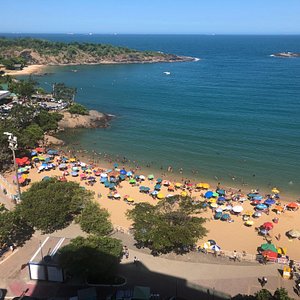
(114, 193), (121, 199)
(100, 173), (108, 178)
(139, 175), (146, 180)
(166, 194), (174, 198)
(232, 205), (244, 213)
(211, 245), (221, 252)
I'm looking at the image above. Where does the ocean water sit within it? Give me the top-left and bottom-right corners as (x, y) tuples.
(13, 34), (300, 197)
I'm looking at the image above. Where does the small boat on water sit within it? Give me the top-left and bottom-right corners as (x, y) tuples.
(163, 71), (171, 75)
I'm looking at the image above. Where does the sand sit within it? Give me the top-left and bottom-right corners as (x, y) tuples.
(4, 65), (46, 76)
(3, 156), (300, 261)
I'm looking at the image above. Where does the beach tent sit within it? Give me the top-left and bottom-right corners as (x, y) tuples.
(261, 243), (277, 252)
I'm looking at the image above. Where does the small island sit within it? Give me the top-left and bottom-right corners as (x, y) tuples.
(0, 37), (194, 73)
(271, 52), (300, 58)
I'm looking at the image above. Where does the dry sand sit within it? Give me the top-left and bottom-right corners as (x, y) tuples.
(3, 157), (300, 260)
(4, 65), (46, 76)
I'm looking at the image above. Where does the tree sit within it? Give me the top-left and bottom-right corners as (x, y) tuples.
(34, 110), (62, 132)
(76, 201), (113, 236)
(9, 104), (37, 130)
(127, 195), (207, 254)
(19, 124), (44, 148)
(58, 235), (122, 282)
(68, 103), (89, 115)
(9, 78), (36, 98)
(273, 288), (292, 300)
(17, 179), (93, 233)
(255, 289), (273, 300)
(0, 210), (34, 247)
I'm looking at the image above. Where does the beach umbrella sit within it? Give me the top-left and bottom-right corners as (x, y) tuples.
(151, 190), (158, 196)
(259, 228), (269, 236)
(272, 188), (280, 194)
(18, 177), (26, 184)
(264, 198), (275, 206)
(221, 213), (230, 221)
(109, 183), (116, 189)
(139, 175), (146, 180)
(208, 198), (216, 203)
(287, 202), (299, 209)
(32, 157), (39, 162)
(119, 174), (126, 181)
(47, 149), (58, 155)
(166, 194), (174, 198)
(157, 193), (165, 199)
(162, 180), (170, 186)
(31, 151), (37, 156)
(201, 183), (210, 189)
(181, 191), (188, 197)
(120, 169), (127, 175)
(35, 147), (45, 153)
(71, 171), (78, 177)
(200, 202), (208, 209)
(113, 163), (118, 168)
(94, 171), (101, 176)
(273, 205), (283, 212)
(139, 186), (146, 191)
(245, 220), (254, 226)
(287, 229), (300, 238)
(63, 170), (69, 176)
(253, 195), (263, 201)
(114, 193), (121, 199)
(212, 192), (219, 197)
(261, 243), (277, 252)
(168, 185), (175, 191)
(72, 167), (79, 172)
(216, 189), (226, 196)
(156, 178), (162, 183)
(69, 158), (76, 162)
(201, 242), (211, 249)
(87, 176), (96, 181)
(247, 193), (257, 199)
(85, 169), (93, 174)
(148, 174), (154, 180)
(205, 191), (213, 199)
(215, 208), (223, 213)
(210, 203), (218, 208)
(214, 212), (222, 219)
(175, 182), (182, 188)
(232, 205), (244, 213)
(58, 163), (66, 170)
(143, 187), (150, 192)
(126, 197), (134, 203)
(262, 222), (274, 230)
(211, 245), (221, 252)
(18, 167), (28, 173)
(100, 173), (108, 178)
(256, 203), (268, 210)
(61, 157), (68, 162)
(80, 173), (87, 178)
(80, 162), (86, 167)
(277, 247), (287, 255)
(129, 179), (136, 185)
(154, 184), (161, 190)
(100, 177), (107, 183)
(126, 171), (133, 177)
(253, 211), (262, 218)
(251, 200), (261, 205)
(218, 196), (226, 202)
(104, 181), (110, 187)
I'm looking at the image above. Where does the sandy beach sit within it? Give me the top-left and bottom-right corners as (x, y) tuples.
(3, 151), (300, 261)
(4, 65), (46, 76)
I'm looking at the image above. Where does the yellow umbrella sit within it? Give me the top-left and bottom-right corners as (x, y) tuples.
(181, 191), (188, 197)
(202, 183), (210, 189)
(196, 183), (203, 188)
(245, 220), (254, 226)
(277, 247), (287, 255)
(85, 169), (93, 173)
(157, 193), (165, 199)
(69, 158), (76, 162)
(37, 156), (45, 161)
(272, 188), (280, 194)
(126, 197), (134, 203)
(31, 156), (38, 161)
(210, 203), (218, 208)
(201, 242), (211, 249)
(21, 174), (28, 179)
(175, 182), (182, 188)
(244, 211), (253, 216)
(208, 198), (216, 203)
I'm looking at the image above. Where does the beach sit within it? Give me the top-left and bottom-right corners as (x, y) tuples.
(4, 64), (46, 76)
(3, 150), (300, 261)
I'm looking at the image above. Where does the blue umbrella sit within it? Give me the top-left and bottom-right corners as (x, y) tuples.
(114, 163), (118, 168)
(217, 189), (226, 196)
(47, 149), (58, 155)
(205, 191), (214, 199)
(104, 181), (110, 187)
(139, 186), (146, 191)
(119, 174), (125, 181)
(45, 157), (51, 163)
(71, 172), (78, 177)
(247, 193), (257, 198)
(100, 178), (107, 183)
(42, 163), (48, 168)
(218, 196), (226, 201)
(126, 171), (133, 177)
(221, 213), (230, 221)
(144, 187), (150, 192)
(253, 195), (263, 201)
(214, 212), (222, 219)
(151, 190), (158, 195)
(58, 163), (66, 169)
(109, 183), (115, 189)
(120, 169), (127, 175)
(156, 178), (162, 183)
(264, 198), (275, 206)
(31, 151), (37, 156)
(256, 203), (268, 210)
(62, 157), (68, 162)
(154, 184), (161, 190)
(259, 228), (268, 236)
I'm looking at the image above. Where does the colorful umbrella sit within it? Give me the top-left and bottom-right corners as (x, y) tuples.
(287, 229), (300, 238)
(261, 243), (277, 252)
(262, 222), (274, 230)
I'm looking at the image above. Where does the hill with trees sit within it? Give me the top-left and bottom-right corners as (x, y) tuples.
(0, 37), (193, 69)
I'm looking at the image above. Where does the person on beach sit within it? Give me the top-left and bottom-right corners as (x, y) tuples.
(261, 276), (267, 287)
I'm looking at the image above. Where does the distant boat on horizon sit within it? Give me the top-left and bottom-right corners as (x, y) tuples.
(163, 71), (171, 75)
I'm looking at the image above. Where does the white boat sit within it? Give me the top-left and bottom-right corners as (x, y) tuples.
(163, 71), (171, 75)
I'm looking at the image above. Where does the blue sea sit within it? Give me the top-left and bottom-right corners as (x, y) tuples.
(10, 34), (300, 197)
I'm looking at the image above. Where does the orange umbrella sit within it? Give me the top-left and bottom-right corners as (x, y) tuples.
(273, 205), (283, 212)
(287, 202), (299, 209)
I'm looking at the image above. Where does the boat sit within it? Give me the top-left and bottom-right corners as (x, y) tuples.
(163, 71), (171, 75)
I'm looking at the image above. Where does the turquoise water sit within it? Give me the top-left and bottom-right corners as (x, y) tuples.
(15, 34), (300, 197)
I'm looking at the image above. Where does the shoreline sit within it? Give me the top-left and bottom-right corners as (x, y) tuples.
(4, 64), (47, 76)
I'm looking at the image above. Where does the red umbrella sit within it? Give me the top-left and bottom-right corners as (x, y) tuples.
(287, 202), (299, 209)
(262, 250), (278, 259)
(262, 222), (274, 230)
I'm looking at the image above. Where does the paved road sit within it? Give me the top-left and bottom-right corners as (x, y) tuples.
(0, 226), (298, 299)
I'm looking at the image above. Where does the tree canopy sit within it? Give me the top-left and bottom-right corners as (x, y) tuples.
(68, 103), (89, 115)
(17, 179), (93, 233)
(76, 201), (113, 236)
(127, 195), (207, 254)
(58, 235), (122, 282)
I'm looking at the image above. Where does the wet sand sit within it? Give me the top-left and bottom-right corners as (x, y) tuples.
(4, 65), (46, 76)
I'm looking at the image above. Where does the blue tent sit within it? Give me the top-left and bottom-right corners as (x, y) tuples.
(126, 171), (133, 177)
(247, 193), (257, 198)
(104, 181), (110, 188)
(71, 172), (78, 177)
(205, 191), (213, 198)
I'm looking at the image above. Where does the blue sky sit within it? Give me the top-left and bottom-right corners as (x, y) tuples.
(2, 0), (300, 34)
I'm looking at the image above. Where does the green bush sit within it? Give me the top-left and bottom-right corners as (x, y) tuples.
(68, 103), (89, 115)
